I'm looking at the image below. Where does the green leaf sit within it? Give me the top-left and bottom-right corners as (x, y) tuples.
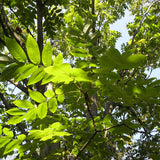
(55, 88), (63, 94)
(53, 131), (71, 137)
(4, 140), (21, 155)
(17, 134), (26, 141)
(1, 63), (21, 81)
(48, 98), (57, 113)
(70, 68), (93, 82)
(38, 102), (48, 119)
(7, 116), (25, 125)
(44, 90), (55, 98)
(83, 23), (91, 35)
(58, 94), (64, 103)
(29, 90), (46, 103)
(103, 114), (112, 124)
(28, 67), (45, 85)
(0, 53), (14, 65)
(0, 125), (2, 135)
(41, 74), (55, 85)
(127, 54), (146, 64)
(44, 63), (73, 83)
(5, 37), (27, 62)
(26, 35), (40, 64)
(13, 100), (34, 109)
(3, 128), (14, 138)
(54, 53), (63, 65)
(0, 136), (11, 148)
(70, 48), (91, 58)
(42, 42), (53, 66)
(6, 108), (25, 115)
(25, 108), (37, 122)
(40, 135), (54, 141)
(14, 64), (37, 82)
(75, 15), (83, 30)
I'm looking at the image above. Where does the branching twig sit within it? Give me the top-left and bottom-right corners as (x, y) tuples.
(123, 123), (146, 134)
(130, 0), (159, 48)
(117, 102), (149, 134)
(75, 123), (125, 159)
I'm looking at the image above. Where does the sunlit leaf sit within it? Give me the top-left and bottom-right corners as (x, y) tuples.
(4, 140), (21, 155)
(26, 35), (40, 64)
(17, 134), (26, 141)
(44, 90), (55, 98)
(3, 128), (14, 138)
(48, 98), (57, 113)
(42, 42), (53, 66)
(25, 108), (37, 122)
(6, 108), (25, 115)
(13, 100), (34, 109)
(28, 67), (45, 85)
(38, 102), (48, 119)
(0, 137), (11, 148)
(29, 90), (46, 103)
(54, 53), (63, 65)
(5, 37), (27, 62)
(7, 116), (25, 125)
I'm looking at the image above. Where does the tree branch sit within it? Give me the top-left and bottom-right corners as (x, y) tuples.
(75, 123), (125, 159)
(0, 92), (10, 109)
(5, 0), (34, 38)
(130, 0), (159, 48)
(0, 5), (24, 46)
(9, 79), (29, 95)
(36, 0), (43, 55)
(75, 131), (97, 159)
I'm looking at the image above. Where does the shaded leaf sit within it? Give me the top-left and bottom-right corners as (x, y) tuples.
(0, 54), (14, 65)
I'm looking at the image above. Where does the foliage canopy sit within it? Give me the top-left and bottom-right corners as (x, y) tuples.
(0, 0), (160, 159)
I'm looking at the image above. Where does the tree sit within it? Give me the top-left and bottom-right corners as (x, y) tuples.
(0, 0), (160, 159)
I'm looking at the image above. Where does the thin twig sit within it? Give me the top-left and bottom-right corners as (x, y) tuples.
(6, 0), (34, 38)
(130, 0), (159, 48)
(75, 123), (125, 159)
(75, 131), (97, 159)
